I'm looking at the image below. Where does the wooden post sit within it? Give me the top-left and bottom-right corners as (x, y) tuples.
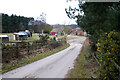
(27, 42), (29, 53)
(16, 43), (18, 58)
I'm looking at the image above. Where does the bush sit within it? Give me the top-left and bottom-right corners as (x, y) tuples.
(53, 37), (56, 41)
(40, 35), (49, 45)
(96, 31), (120, 79)
(48, 40), (59, 49)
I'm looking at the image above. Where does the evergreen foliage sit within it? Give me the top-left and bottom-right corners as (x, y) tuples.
(2, 13), (34, 33)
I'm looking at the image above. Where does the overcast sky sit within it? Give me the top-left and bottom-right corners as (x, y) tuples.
(0, 0), (79, 25)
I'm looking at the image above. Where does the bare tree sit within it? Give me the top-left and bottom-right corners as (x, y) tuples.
(37, 12), (46, 35)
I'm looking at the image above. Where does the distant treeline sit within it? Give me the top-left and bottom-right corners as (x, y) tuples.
(2, 13), (34, 33)
(2, 13), (52, 33)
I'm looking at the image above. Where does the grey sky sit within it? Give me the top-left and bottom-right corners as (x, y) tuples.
(0, 0), (79, 25)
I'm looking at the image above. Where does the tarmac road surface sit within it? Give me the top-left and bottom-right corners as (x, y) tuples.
(2, 36), (86, 78)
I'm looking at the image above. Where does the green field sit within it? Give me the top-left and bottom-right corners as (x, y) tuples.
(1, 33), (78, 42)
(67, 36), (77, 40)
(1, 33), (63, 42)
(1, 33), (39, 42)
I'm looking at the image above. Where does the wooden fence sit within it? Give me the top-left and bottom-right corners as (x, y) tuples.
(2, 38), (66, 63)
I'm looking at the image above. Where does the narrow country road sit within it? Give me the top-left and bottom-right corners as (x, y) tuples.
(2, 36), (86, 78)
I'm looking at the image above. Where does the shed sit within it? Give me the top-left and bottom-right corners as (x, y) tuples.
(0, 35), (9, 42)
(13, 32), (28, 40)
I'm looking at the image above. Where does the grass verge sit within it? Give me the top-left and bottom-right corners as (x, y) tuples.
(70, 39), (99, 78)
(2, 43), (70, 73)
(67, 37), (77, 40)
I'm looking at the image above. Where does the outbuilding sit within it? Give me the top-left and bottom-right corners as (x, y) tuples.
(13, 32), (28, 40)
(0, 35), (9, 42)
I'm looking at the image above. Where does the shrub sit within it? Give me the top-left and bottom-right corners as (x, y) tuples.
(40, 35), (49, 45)
(96, 31), (120, 79)
(48, 40), (59, 49)
(53, 37), (56, 41)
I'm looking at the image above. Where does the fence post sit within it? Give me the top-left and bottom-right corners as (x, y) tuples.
(27, 42), (29, 53)
(16, 43), (19, 58)
(35, 41), (37, 50)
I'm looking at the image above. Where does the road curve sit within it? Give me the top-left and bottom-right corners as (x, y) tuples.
(2, 36), (86, 78)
